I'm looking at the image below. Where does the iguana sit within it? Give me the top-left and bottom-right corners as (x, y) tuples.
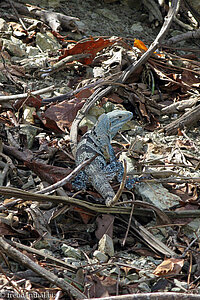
(72, 110), (140, 206)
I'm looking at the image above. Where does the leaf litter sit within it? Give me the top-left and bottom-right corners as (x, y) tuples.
(0, 0), (200, 299)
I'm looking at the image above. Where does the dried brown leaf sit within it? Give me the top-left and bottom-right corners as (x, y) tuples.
(153, 258), (184, 277)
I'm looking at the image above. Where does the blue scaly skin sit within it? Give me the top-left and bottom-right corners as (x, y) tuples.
(72, 110), (142, 205)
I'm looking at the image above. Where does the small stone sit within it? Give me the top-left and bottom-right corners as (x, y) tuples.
(138, 282), (151, 292)
(36, 32), (60, 52)
(0, 18), (8, 32)
(63, 257), (77, 264)
(61, 244), (82, 259)
(130, 22), (144, 33)
(26, 46), (40, 57)
(63, 257), (82, 268)
(79, 115), (97, 129)
(57, 86), (73, 94)
(74, 20), (87, 32)
(138, 270), (146, 277)
(174, 278), (188, 290)
(34, 240), (51, 250)
(119, 152), (136, 173)
(93, 66), (105, 78)
(20, 124), (38, 149)
(171, 287), (182, 292)
(93, 250), (108, 262)
(96, 8), (120, 22)
(3, 38), (26, 57)
(128, 126), (144, 136)
(98, 233), (114, 257)
(126, 273), (139, 281)
(135, 182), (180, 210)
(88, 106), (105, 118)
(39, 249), (53, 256)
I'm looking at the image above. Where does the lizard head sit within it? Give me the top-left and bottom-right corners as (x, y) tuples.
(107, 110), (133, 138)
(94, 110), (133, 139)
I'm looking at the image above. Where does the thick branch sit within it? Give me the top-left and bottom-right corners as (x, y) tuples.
(89, 292), (200, 300)
(163, 103), (200, 134)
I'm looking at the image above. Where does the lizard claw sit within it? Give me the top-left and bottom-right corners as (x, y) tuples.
(105, 197), (114, 207)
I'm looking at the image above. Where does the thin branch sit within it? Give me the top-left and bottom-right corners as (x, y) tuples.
(106, 159), (127, 207)
(122, 202), (135, 247)
(0, 237), (86, 299)
(4, 238), (77, 273)
(37, 154), (97, 195)
(0, 86), (55, 102)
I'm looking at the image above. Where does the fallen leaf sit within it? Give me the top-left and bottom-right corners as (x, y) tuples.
(44, 98), (85, 131)
(9, 22), (28, 38)
(134, 39), (163, 57)
(104, 93), (124, 104)
(0, 63), (25, 78)
(13, 95), (42, 110)
(134, 39), (148, 52)
(85, 275), (109, 298)
(153, 258), (184, 276)
(60, 37), (119, 65)
(24, 160), (72, 190)
(73, 207), (94, 224)
(0, 220), (17, 236)
(95, 214), (114, 240)
(121, 266), (133, 275)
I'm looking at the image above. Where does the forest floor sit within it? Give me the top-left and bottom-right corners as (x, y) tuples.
(0, 0), (200, 299)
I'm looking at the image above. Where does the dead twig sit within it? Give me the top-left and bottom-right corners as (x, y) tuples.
(8, 0), (27, 31)
(106, 160), (127, 207)
(187, 251), (193, 285)
(8, 1), (79, 32)
(142, 0), (163, 23)
(122, 202), (135, 247)
(0, 154), (97, 209)
(0, 164), (9, 186)
(0, 237), (86, 299)
(180, 233), (200, 259)
(117, 216), (176, 256)
(89, 292), (200, 300)
(37, 154), (97, 195)
(0, 85), (55, 102)
(168, 27), (200, 44)
(1, 187), (200, 219)
(39, 54), (91, 77)
(174, 15), (194, 31)
(161, 97), (199, 114)
(4, 238), (77, 273)
(70, 0), (181, 156)
(163, 103), (200, 135)
(118, 200), (171, 224)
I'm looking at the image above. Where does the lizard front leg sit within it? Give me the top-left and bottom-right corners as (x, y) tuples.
(104, 143), (124, 182)
(82, 156), (115, 205)
(72, 170), (88, 190)
(104, 161), (124, 182)
(86, 168), (116, 205)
